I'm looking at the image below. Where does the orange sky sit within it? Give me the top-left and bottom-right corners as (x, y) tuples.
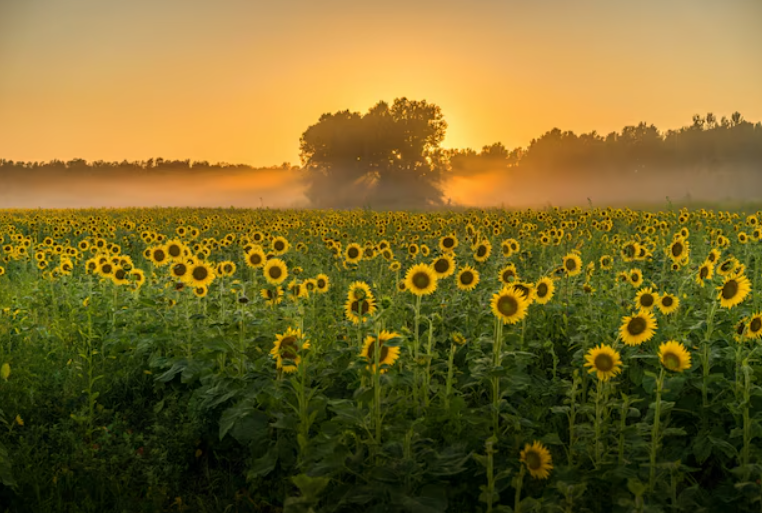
(1, 0), (761, 168)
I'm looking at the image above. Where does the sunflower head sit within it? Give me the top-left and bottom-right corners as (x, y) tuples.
(619, 309), (657, 346)
(658, 341), (692, 372)
(562, 253), (583, 277)
(584, 344), (623, 381)
(520, 441), (553, 480)
(534, 277), (555, 304)
(271, 327), (310, 373)
(490, 286), (530, 325)
(717, 273), (751, 309)
(404, 264), (438, 296)
(360, 330), (402, 373)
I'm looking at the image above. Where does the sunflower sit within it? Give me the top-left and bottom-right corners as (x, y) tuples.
(490, 286), (529, 325)
(193, 285), (208, 298)
(345, 243), (363, 264)
(511, 282), (535, 304)
(473, 239), (492, 263)
(658, 341), (692, 372)
(498, 263), (519, 285)
(431, 255), (455, 279)
(389, 260), (401, 272)
(628, 268), (643, 288)
(263, 258), (288, 285)
(315, 273), (330, 293)
(452, 265), (478, 291)
(218, 261), (237, 277)
(634, 287), (658, 310)
(360, 330), (402, 373)
(165, 239), (186, 262)
(706, 248), (721, 264)
(186, 262), (215, 288)
(111, 266), (130, 286)
(717, 257), (739, 277)
(745, 313), (762, 340)
(271, 236), (289, 256)
(344, 296), (377, 325)
(656, 293), (680, 315)
(619, 309), (657, 346)
(271, 327), (310, 373)
(696, 261), (714, 286)
(520, 441), (553, 480)
(404, 264), (437, 296)
(439, 234), (458, 252)
(534, 277), (555, 304)
(260, 286), (284, 306)
(245, 246), (266, 268)
(148, 245), (170, 267)
(584, 344), (623, 381)
(667, 238), (689, 263)
(717, 273), (751, 309)
(562, 253), (583, 277)
(348, 281), (373, 301)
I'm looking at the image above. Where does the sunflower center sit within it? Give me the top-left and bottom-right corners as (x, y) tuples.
(280, 336), (298, 360)
(594, 353), (614, 372)
(250, 253), (262, 265)
(366, 341), (389, 364)
(661, 296), (673, 307)
(537, 283), (548, 297)
(274, 240), (285, 251)
(154, 250), (166, 262)
(412, 272), (431, 290)
(627, 317), (647, 335)
(502, 270), (515, 281)
(115, 269), (126, 280)
(699, 267), (708, 279)
(317, 278), (326, 288)
(640, 294), (654, 307)
(192, 266), (208, 281)
(443, 237), (454, 248)
(722, 280), (739, 299)
(168, 245), (181, 257)
(663, 352), (681, 371)
(434, 259), (449, 273)
(671, 242), (683, 257)
(525, 451), (542, 470)
(269, 266), (283, 279)
(348, 247), (359, 259)
(751, 318), (761, 332)
(564, 258), (577, 271)
(476, 245), (487, 257)
(460, 271), (474, 285)
(497, 295), (518, 317)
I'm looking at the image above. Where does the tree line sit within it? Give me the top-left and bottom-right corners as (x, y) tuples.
(2, 99), (761, 208)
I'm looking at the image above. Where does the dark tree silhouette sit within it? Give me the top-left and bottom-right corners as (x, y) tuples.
(299, 97), (448, 209)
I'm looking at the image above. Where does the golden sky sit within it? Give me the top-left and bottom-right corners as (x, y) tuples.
(1, 0), (761, 167)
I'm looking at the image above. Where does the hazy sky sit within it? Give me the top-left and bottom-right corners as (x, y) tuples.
(1, 0), (761, 167)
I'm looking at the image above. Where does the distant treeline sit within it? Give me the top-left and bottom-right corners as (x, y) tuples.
(448, 111), (762, 179)
(0, 158), (299, 175)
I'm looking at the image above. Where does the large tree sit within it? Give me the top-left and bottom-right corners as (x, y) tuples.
(299, 98), (448, 209)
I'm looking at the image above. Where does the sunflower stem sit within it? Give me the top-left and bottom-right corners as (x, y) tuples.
(492, 318), (504, 434)
(649, 368), (665, 493)
(445, 342), (456, 409)
(594, 378), (604, 467)
(701, 301), (718, 408)
(514, 464), (525, 513)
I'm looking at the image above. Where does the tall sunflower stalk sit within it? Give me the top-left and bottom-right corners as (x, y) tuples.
(700, 300), (718, 408)
(649, 368), (665, 493)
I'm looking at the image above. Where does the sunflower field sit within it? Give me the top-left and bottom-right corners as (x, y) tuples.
(1, 206), (762, 512)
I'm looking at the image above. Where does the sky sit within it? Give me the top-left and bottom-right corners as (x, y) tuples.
(1, 0), (761, 169)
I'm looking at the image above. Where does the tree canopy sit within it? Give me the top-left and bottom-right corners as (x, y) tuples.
(299, 98), (448, 209)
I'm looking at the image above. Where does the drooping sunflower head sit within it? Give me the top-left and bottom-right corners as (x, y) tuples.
(360, 330), (402, 373)
(344, 296), (377, 325)
(696, 261), (714, 286)
(270, 327), (310, 373)
(658, 341), (692, 372)
(348, 281), (373, 301)
(584, 344), (623, 381)
(260, 286), (284, 306)
(619, 309), (657, 346)
(404, 264), (438, 296)
(520, 441), (553, 480)
(490, 286), (530, 325)
(717, 273), (751, 309)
